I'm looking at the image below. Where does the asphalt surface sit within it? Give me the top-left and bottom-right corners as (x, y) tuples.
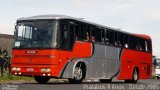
(1, 79), (160, 90)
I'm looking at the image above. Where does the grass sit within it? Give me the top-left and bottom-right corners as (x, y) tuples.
(0, 73), (33, 83)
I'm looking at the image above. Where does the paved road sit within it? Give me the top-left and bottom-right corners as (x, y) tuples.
(1, 79), (160, 90)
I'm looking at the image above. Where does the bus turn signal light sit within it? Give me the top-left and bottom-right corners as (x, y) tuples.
(12, 67), (21, 71)
(41, 68), (51, 73)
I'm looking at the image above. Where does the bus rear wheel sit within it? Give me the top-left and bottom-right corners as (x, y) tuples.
(125, 68), (139, 83)
(34, 76), (50, 84)
(99, 79), (112, 83)
(68, 63), (86, 84)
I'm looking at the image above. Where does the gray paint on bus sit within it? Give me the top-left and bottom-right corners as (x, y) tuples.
(60, 43), (122, 80)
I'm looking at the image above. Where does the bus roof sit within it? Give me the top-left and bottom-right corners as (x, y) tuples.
(133, 34), (151, 40)
(17, 15), (129, 33)
(17, 14), (151, 40)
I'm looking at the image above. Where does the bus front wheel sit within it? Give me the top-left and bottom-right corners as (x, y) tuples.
(34, 76), (50, 84)
(68, 63), (86, 84)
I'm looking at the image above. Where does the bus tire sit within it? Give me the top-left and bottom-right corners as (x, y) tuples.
(125, 68), (139, 83)
(68, 63), (86, 84)
(34, 76), (50, 84)
(99, 79), (112, 83)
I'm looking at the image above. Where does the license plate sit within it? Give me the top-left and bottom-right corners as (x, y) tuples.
(27, 68), (34, 72)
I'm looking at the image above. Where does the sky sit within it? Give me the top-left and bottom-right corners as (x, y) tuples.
(0, 0), (160, 58)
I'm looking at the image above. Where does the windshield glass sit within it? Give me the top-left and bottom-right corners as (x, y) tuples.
(14, 20), (58, 48)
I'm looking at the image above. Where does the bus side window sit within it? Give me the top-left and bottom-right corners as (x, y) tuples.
(74, 22), (79, 40)
(108, 31), (115, 45)
(69, 22), (75, 49)
(91, 27), (96, 42)
(81, 23), (87, 41)
(95, 27), (102, 43)
(75, 22), (81, 40)
(86, 25), (91, 41)
(101, 29), (105, 44)
(147, 40), (152, 53)
(119, 33), (124, 47)
(60, 22), (75, 50)
(61, 24), (69, 49)
(135, 38), (139, 50)
(75, 22), (88, 41)
(138, 40), (142, 51)
(145, 40), (148, 52)
(138, 39), (145, 51)
(124, 35), (129, 48)
(130, 36), (138, 50)
(141, 39), (146, 51)
(105, 30), (109, 44)
(114, 32), (118, 46)
(117, 33), (122, 47)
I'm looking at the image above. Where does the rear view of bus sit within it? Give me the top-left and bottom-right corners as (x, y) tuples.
(11, 15), (152, 84)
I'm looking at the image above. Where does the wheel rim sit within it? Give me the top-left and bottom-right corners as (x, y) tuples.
(74, 67), (83, 80)
(133, 70), (138, 80)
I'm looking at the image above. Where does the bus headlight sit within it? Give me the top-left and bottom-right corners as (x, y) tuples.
(12, 67), (21, 71)
(41, 68), (51, 73)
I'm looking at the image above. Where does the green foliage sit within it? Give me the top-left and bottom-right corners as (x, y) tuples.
(0, 47), (2, 55)
(0, 47), (11, 76)
(151, 75), (156, 79)
(0, 73), (33, 82)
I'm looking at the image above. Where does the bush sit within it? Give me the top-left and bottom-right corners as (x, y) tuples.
(151, 75), (156, 79)
(0, 47), (11, 76)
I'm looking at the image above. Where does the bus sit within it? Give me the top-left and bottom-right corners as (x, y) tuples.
(154, 58), (160, 79)
(11, 15), (152, 84)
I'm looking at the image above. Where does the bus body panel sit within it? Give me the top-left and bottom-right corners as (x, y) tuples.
(88, 44), (121, 79)
(11, 41), (152, 80)
(11, 41), (92, 77)
(117, 49), (152, 80)
(61, 44), (121, 79)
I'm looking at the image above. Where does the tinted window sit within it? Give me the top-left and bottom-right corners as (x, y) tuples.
(95, 27), (102, 43)
(147, 40), (152, 52)
(124, 35), (129, 48)
(139, 39), (146, 51)
(108, 30), (115, 45)
(75, 22), (88, 41)
(130, 36), (139, 50)
(86, 24), (91, 41)
(91, 26), (96, 42)
(105, 30), (109, 44)
(101, 29), (105, 44)
(60, 21), (75, 50)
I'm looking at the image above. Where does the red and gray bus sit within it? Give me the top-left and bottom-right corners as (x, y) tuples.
(11, 15), (152, 84)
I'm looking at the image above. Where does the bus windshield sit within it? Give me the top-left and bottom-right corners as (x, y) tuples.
(14, 20), (58, 48)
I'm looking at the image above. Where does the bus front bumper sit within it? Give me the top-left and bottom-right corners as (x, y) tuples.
(10, 64), (60, 77)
